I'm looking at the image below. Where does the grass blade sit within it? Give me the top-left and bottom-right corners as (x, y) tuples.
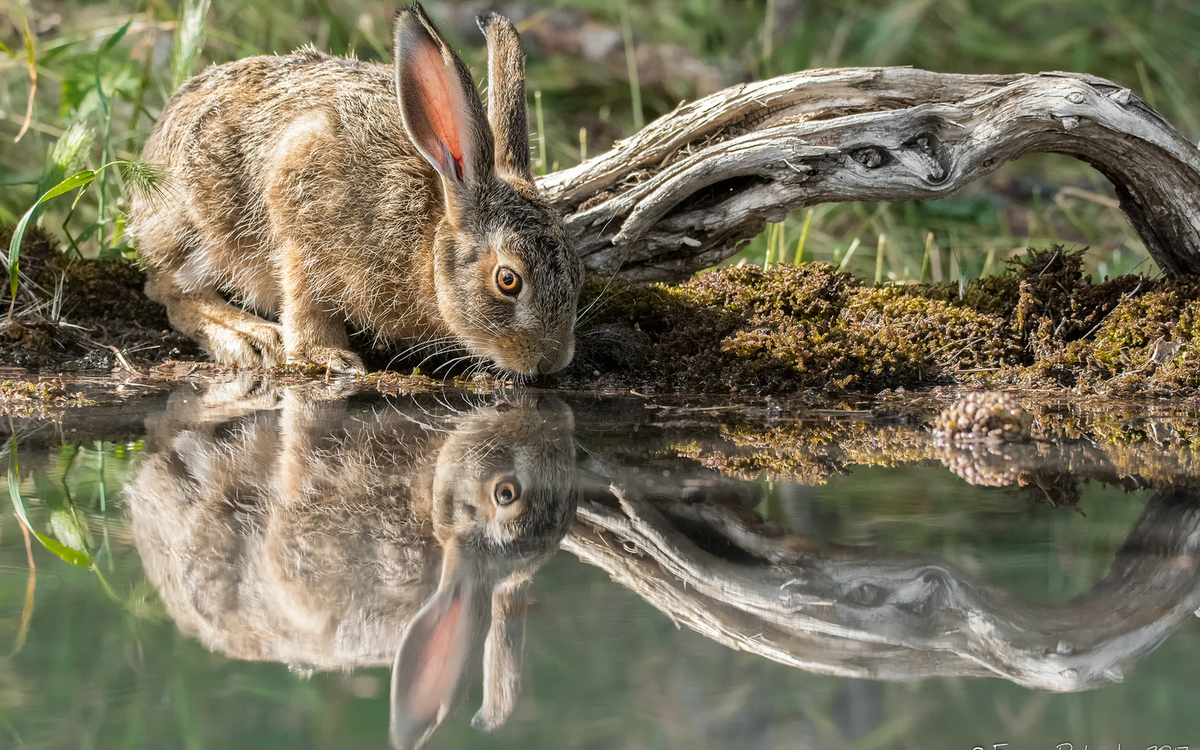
(616, 0), (643, 131)
(172, 0), (212, 89)
(7, 170), (98, 323)
(837, 238), (861, 271)
(875, 233), (886, 285)
(15, 14), (36, 143)
(921, 231), (934, 282)
(8, 439), (94, 568)
(535, 90), (547, 175)
(98, 18), (134, 58)
(793, 209), (813, 264)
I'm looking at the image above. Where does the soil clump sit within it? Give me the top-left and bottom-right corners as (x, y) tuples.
(0, 225), (198, 372)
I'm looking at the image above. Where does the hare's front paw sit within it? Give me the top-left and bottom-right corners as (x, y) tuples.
(287, 345), (366, 375)
(202, 319), (285, 368)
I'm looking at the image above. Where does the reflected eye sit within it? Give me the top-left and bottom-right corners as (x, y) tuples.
(494, 477), (522, 506)
(495, 266), (523, 296)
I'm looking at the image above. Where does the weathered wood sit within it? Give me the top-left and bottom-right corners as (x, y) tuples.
(564, 481), (1200, 690)
(538, 68), (1200, 281)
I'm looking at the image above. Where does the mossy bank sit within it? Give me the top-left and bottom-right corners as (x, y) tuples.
(562, 247), (1200, 397)
(6, 224), (1200, 398)
(0, 226), (198, 371)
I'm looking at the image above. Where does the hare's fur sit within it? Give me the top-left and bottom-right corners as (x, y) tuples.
(131, 7), (582, 376)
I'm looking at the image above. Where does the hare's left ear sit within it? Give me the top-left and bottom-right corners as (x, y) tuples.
(478, 12), (532, 184)
(390, 544), (480, 750)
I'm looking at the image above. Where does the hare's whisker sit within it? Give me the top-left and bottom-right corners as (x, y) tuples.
(433, 354), (482, 375)
(575, 284), (634, 328)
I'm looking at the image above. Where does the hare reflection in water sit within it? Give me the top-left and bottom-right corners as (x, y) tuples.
(125, 382), (578, 749)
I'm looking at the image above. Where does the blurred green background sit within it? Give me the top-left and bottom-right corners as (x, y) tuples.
(3, 0), (1199, 280)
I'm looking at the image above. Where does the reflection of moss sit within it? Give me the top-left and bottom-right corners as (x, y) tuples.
(0, 378), (86, 418)
(566, 249), (1200, 396)
(705, 421), (938, 484)
(685, 401), (1200, 495)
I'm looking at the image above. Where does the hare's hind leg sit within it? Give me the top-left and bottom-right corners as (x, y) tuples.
(146, 269), (284, 368)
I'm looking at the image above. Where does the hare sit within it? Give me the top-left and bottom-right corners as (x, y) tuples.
(124, 379), (578, 748)
(129, 4), (583, 376)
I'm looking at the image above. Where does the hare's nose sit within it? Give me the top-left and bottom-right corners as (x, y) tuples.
(537, 338), (575, 374)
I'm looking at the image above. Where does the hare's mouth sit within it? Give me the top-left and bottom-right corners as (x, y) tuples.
(483, 338), (574, 377)
(444, 340), (534, 377)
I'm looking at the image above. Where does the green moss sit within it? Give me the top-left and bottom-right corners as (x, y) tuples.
(565, 248), (1200, 396)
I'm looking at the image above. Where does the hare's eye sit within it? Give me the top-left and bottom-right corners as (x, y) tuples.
(494, 477), (522, 506)
(495, 266), (523, 296)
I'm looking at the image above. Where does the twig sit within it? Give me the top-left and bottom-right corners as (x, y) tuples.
(103, 344), (145, 376)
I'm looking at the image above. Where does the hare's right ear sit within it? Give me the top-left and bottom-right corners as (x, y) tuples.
(472, 577), (529, 731)
(478, 13), (532, 184)
(390, 544), (481, 750)
(394, 3), (494, 220)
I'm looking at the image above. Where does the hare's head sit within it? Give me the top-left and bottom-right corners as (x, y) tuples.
(394, 4), (583, 377)
(391, 395), (577, 749)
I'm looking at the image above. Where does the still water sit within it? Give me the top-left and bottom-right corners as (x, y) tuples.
(2, 378), (1199, 749)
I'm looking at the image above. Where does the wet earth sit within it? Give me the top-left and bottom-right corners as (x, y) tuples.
(1, 374), (1199, 749)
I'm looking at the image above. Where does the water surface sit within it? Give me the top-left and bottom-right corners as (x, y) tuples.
(2, 380), (1199, 749)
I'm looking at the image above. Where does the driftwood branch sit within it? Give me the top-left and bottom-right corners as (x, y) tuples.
(538, 68), (1200, 281)
(565, 477), (1200, 691)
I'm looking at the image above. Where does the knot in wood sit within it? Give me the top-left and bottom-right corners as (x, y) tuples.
(851, 146), (889, 169)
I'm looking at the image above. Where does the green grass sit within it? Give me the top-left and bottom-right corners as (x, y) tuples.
(3, 0), (1199, 285)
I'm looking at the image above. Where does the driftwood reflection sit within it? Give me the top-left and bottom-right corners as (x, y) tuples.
(124, 380), (577, 749)
(567, 467), (1200, 692)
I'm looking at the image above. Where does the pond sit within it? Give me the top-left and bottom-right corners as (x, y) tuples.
(2, 377), (1199, 749)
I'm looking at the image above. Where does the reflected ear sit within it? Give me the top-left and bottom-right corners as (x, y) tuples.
(390, 545), (479, 750)
(472, 578), (529, 731)
(394, 3), (494, 219)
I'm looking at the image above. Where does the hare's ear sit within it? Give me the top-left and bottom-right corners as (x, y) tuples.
(477, 13), (532, 184)
(471, 577), (529, 731)
(394, 3), (494, 219)
(390, 544), (480, 750)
